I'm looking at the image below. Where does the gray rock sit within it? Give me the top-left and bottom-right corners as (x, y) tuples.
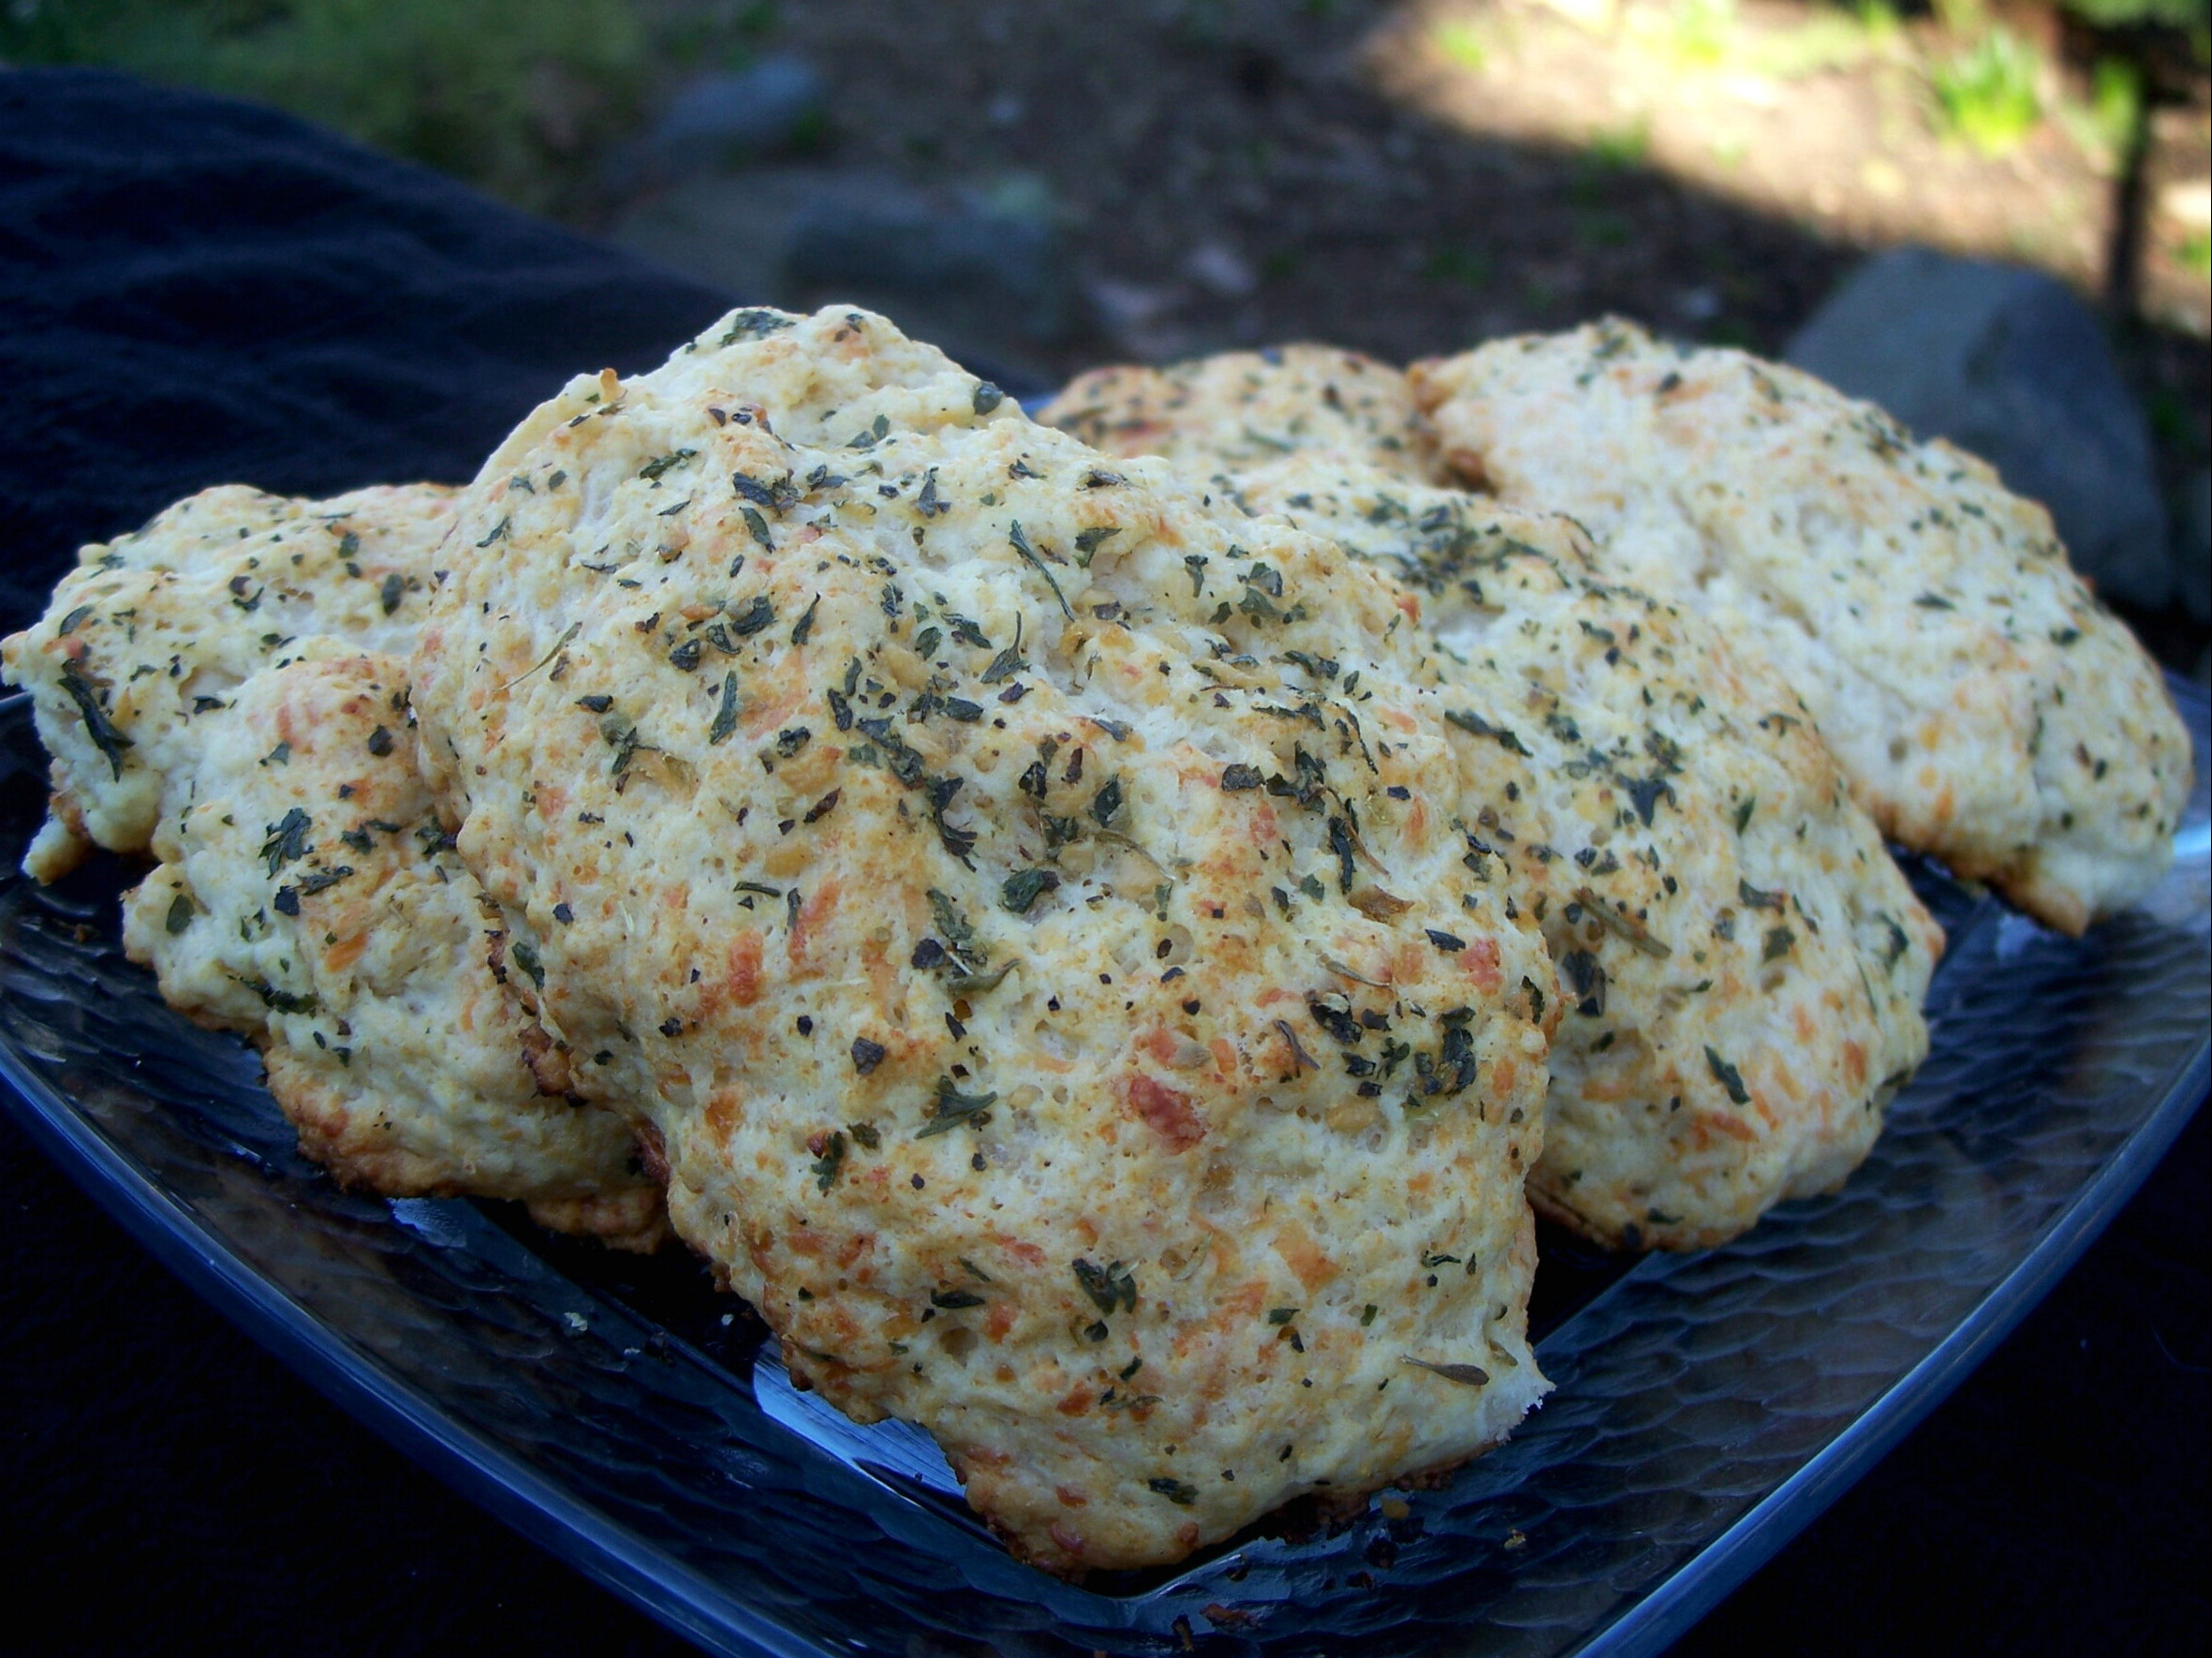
(605, 169), (822, 308)
(782, 171), (1071, 348)
(603, 56), (825, 193)
(1788, 246), (2172, 610)
(606, 167), (1069, 381)
(2179, 467), (2210, 627)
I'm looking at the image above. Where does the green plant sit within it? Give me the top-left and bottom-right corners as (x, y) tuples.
(1669, 0), (1738, 67)
(1421, 247), (1493, 288)
(1853, 0), (1903, 43)
(1433, 17), (1488, 69)
(658, 1), (776, 71)
(1585, 118), (1653, 171)
(1930, 26), (2044, 155)
(2146, 387), (2204, 452)
(1574, 209), (1631, 248)
(1738, 11), (1879, 80)
(2182, 229), (2212, 281)
(2058, 0), (2206, 29)
(2092, 54), (2143, 151)
(2054, 52), (2143, 168)
(0, 0), (648, 213)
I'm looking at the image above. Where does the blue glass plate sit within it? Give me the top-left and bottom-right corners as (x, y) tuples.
(2, 678), (2205, 1657)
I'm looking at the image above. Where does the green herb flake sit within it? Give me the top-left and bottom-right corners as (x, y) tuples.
(1073, 526), (1121, 565)
(59, 661), (134, 779)
(1001, 866), (1061, 914)
(1073, 1258), (1140, 1316)
(729, 595), (775, 636)
(1737, 879), (1785, 910)
(1407, 1358), (1490, 1386)
(708, 673), (742, 746)
(1090, 777), (1124, 827)
(790, 594), (821, 645)
(811, 1130), (847, 1192)
(639, 448), (698, 481)
(231, 976), (317, 1015)
(1445, 709), (1529, 755)
(926, 887), (982, 965)
(945, 960), (1017, 996)
(981, 620), (1028, 684)
(719, 308), (794, 345)
(917, 1076), (997, 1137)
(1008, 521), (1072, 618)
(1572, 887), (1671, 958)
(259, 807), (312, 877)
(1705, 1045), (1751, 1104)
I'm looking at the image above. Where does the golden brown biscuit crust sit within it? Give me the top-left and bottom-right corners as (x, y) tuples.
(115, 652), (666, 1251)
(1040, 344), (1442, 483)
(3, 483), (662, 1247)
(411, 306), (1558, 1573)
(1409, 319), (2192, 934)
(2, 483), (455, 876)
(1226, 457), (1941, 1250)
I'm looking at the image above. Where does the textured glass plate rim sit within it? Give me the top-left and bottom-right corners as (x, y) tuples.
(0, 684), (2205, 1658)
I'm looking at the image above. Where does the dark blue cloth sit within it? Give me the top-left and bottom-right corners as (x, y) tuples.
(0, 67), (732, 631)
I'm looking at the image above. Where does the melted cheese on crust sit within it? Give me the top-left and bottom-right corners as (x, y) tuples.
(410, 306), (1556, 1574)
(3, 485), (662, 1246)
(116, 652), (665, 1247)
(1229, 458), (1940, 1249)
(1039, 345), (1441, 484)
(1409, 320), (2192, 934)
(2, 483), (455, 878)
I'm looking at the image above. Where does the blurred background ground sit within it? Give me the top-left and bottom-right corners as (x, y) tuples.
(4, 0), (2206, 665)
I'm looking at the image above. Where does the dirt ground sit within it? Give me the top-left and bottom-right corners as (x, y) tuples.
(678, 0), (1865, 373)
(613, 0), (2204, 662)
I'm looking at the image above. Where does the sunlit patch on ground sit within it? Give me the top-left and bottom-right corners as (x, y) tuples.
(1364, 0), (2208, 335)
